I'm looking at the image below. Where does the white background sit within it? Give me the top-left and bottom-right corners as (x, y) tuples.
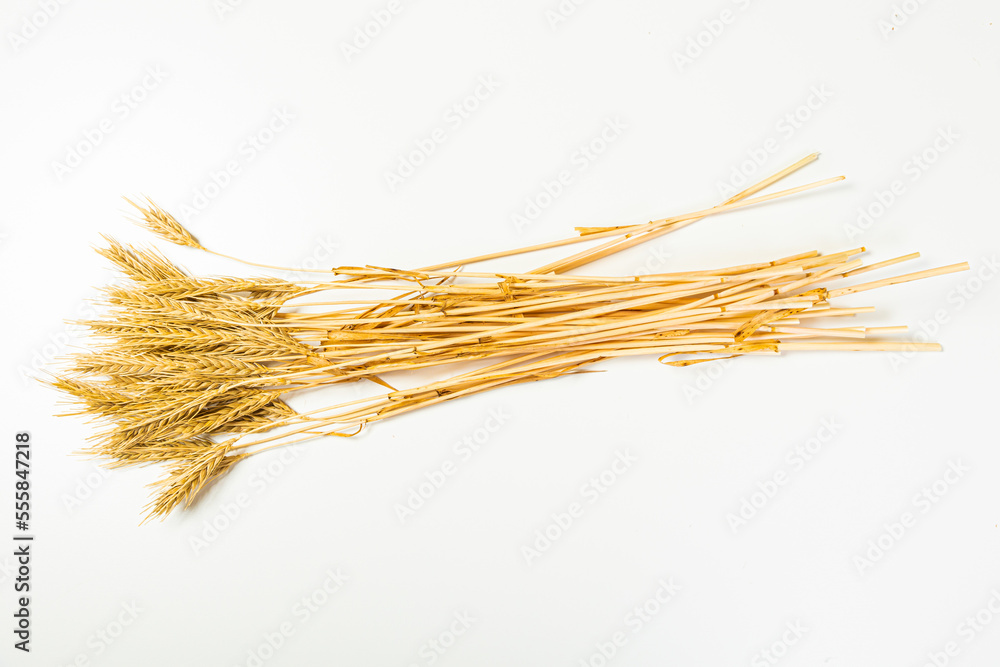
(1, 1), (998, 665)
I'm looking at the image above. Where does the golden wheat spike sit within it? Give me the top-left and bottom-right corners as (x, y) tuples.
(125, 196), (204, 250)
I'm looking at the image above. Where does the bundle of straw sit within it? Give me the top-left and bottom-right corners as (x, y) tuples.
(50, 155), (967, 522)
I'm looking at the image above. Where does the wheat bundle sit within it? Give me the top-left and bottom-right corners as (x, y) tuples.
(50, 155), (967, 522)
